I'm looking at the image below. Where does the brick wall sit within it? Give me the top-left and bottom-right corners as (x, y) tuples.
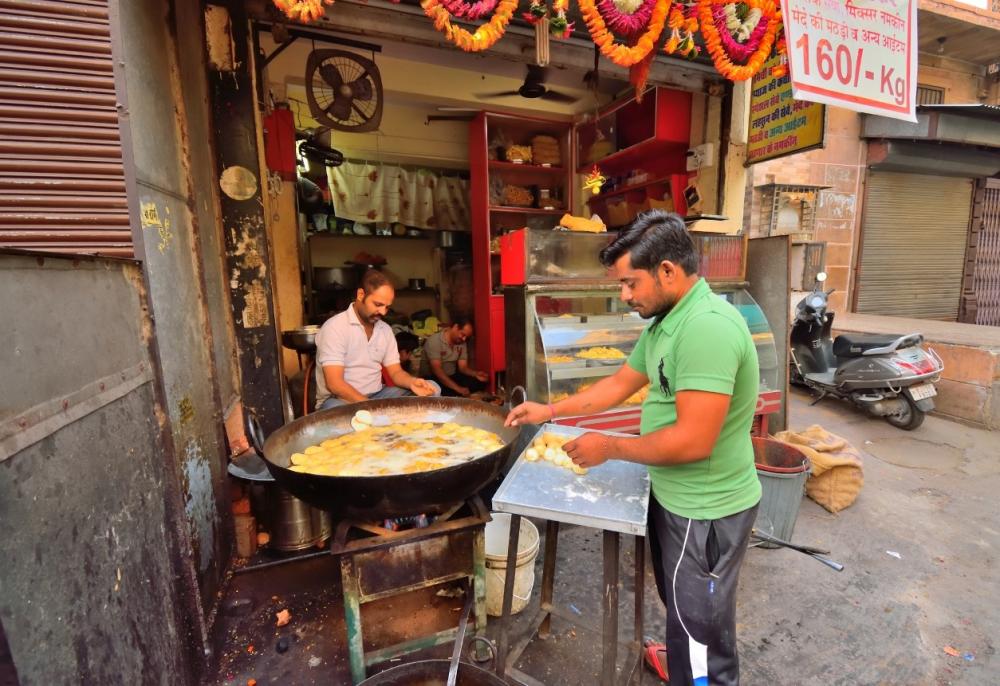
(749, 107), (866, 313)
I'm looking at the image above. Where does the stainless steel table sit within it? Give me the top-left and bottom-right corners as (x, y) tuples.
(491, 423), (651, 686)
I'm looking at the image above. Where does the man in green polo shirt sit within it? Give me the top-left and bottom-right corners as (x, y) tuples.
(506, 210), (760, 686)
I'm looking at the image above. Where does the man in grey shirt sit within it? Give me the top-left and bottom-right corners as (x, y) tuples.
(419, 317), (489, 397)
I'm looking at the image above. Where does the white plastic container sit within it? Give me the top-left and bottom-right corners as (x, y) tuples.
(484, 513), (539, 617)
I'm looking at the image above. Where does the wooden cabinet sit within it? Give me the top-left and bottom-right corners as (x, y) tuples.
(577, 87), (693, 227)
(469, 112), (574, 384)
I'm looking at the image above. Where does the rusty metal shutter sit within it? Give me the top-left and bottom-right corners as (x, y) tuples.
(856, 171), (972, 320)
(0, 0), (131, 257)
(973, 179), (1000, 326)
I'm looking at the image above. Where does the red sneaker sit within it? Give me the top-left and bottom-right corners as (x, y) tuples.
(643, 637), (669, 682)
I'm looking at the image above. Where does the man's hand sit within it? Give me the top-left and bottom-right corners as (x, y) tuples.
(474, 371), (489, 383)
(456, 385), (470, 397)
(564, 432), (611, 469)
(410, 378), (436, 397)
(505, 401), (553, 427)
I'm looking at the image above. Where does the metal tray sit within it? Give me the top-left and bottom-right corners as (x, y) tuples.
(491, 423), (649, 536)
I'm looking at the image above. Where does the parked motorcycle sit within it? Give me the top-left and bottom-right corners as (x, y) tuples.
(789, 273), (943, 430)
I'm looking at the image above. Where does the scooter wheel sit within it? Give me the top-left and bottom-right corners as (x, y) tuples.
(885, 395), (925, 430)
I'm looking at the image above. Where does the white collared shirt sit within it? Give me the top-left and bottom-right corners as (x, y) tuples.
(314, 304), (400, 405)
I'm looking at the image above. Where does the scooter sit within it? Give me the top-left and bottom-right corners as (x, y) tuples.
(789, 272), (944, 430)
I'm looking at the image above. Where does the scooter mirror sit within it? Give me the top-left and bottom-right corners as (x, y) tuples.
(816, 272), (828, 283)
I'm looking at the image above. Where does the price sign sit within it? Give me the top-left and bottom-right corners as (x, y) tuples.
(780, 0), (918, 122)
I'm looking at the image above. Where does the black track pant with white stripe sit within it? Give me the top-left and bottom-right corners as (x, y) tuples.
(648, 497), (758, 686)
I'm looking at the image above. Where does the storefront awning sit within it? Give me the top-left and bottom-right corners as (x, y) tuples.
(862, 105), (1000, 150)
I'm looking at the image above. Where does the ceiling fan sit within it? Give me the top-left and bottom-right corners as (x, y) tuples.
(476, 65), (578, 104)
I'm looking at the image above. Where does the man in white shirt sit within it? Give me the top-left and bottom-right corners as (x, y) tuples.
(314, 269), (439, 410)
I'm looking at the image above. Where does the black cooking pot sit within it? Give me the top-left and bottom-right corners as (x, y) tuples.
(246, 396), (520, 520)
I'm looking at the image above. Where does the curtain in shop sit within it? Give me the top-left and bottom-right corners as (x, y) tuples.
(328, 161), (470, 231)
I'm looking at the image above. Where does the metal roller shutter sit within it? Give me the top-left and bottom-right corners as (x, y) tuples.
(973, 179), (1000, 326)
(0, 0), (131, 257)
(856, 171), (972, 320)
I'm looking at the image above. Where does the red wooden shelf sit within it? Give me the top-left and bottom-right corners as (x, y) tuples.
(585, 176), (672, 204)
(489, 206), (564, 215)
(488, 160), (566, 174)
(577, 138), (687, 175)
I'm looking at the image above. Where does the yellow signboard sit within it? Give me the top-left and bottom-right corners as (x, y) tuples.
(747, 56), (825, 165)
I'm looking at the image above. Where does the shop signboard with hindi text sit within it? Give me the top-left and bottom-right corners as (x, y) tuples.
(779, 0), (918, 122)
(747, 56), (825, 165)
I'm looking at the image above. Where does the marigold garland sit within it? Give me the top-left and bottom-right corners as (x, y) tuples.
(272, 0), (333, 22)
(421, 0), (518, 52)
(698, 0), (780, 81)
(629, 52), (655, 100)
(663, 2), (699, 57)
(579, 0), (670, 68)
(771, 30), (788, 77)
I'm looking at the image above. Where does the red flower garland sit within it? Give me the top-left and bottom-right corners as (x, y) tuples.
(710, 3), (768, 62)
(441, 0), (500, 20)
(698, 0), (780, 81)
(596, 0), (659, 39)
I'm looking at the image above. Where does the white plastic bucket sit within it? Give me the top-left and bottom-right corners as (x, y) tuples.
(484, 513), (539, 617)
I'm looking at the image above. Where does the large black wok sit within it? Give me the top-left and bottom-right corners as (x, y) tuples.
(246, 396), (520, 520)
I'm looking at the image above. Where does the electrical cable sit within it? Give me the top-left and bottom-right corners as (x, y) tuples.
(670, 516), (695, 642)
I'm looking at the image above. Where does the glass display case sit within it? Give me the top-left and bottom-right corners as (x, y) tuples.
(505, 283), (781, 434)
(500, 228), (615, 285)
(504, 284), (648, 431)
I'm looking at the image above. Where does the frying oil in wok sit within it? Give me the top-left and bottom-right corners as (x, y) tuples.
(288, 421), (504, 477)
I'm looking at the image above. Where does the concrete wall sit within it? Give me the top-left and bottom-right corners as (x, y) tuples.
(928, 344), (1000, 429)
(917, 54), (991, 104)
(115, 0), (233, 621)
(266, 180), (306, 375)
(0, 254), (200, 686)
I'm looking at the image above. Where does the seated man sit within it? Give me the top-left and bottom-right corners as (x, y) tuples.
(382, 331), (419, 386)
(419, 317), (489, 397)
(314, 269), (439, 410)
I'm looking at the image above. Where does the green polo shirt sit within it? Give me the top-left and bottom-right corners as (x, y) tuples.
(627, 278), (761, 520)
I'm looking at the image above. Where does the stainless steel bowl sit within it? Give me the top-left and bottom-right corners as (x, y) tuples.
(281, 326), (320, 352)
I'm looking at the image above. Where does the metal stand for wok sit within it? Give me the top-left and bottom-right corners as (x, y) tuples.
(332, 497), (490, 685)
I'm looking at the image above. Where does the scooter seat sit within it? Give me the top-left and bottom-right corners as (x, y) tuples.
(833, 333), (901, 357)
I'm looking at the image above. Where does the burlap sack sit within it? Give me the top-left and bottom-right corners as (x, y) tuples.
(773, 425), (864, 513)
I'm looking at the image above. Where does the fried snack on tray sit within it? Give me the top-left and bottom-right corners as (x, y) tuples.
(624, 384), (649, 405)
(576, 346), (626, 360)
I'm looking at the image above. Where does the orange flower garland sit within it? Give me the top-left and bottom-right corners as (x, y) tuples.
(273, 0), (333, 22)
(698, 0), (780, 81)
(421, 0), (518, 52)
(578, 0), (671, 68)
(771, 30), (788, 78)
